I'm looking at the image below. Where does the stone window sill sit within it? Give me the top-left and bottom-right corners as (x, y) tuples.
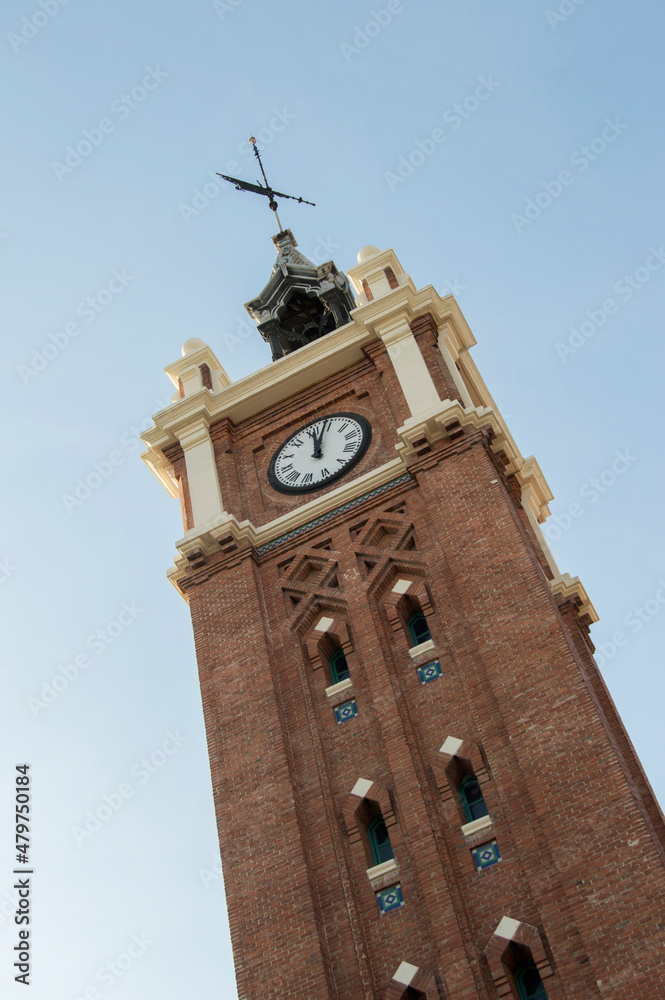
(366, 857), (399, 889)
(408, 639), (436, 660)
(461, 815), (493, 838)
(325, 677), (354, 702)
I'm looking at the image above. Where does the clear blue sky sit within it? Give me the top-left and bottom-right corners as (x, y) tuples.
(2, 1), (664, 997)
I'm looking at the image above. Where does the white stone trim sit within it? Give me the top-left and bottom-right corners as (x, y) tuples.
(392, 578), (412, 594)
(351, 778), (373, 799)
(438, 337), (474, 409)
(180, 420), (224, 528)
(366, 857), (399, 881)
(346, 247), (413, 304)
(314, 616), (335, 632)
(378, 318), (441, 418)
(439, 736), (464, 757)
(393, 962), (419, 987)
(494, 916), (522, 941)
(461, 815), (493, 837)
(550, 573), (599, 623)
(523, 502), (560, 579)
(408, 638), (435, 659)
(164, 343), (231, 397)
(325, 678), (353, 700)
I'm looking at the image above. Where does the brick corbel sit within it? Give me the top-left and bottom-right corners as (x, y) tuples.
(485, 918), (554, 998)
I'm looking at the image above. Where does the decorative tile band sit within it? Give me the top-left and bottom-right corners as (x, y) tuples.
(376, 883), (405, 915)
(472, 840), (502, 872)
(257, 474), (413, 555)
(417, 659), (442, 684)
(334, 699), (358, 724)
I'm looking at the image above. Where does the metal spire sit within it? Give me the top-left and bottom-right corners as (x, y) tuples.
(217, 137), (316, 232)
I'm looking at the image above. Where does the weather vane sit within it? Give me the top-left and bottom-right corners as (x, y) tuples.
(217, 137), (315, 232)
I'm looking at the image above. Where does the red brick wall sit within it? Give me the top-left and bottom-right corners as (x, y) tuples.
(180, 356), (665, 999)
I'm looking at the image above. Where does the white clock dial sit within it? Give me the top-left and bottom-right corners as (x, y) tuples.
(268, 413), (372, 494)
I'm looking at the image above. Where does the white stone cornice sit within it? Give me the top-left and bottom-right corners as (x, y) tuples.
(373, 315), (413, 345)
(178, 417), (213, 451)
(517, 456), (554, 523)
(550, 573), (599, 623)
(142, 447), (179, 498)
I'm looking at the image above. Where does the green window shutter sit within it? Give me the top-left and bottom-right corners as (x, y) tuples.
(368, 815), (394, 865)
(515, 959), (548, 1000)
(329, 649), (350, 684)
(407, 612), (431, 646)
(458, 774), (489, 823)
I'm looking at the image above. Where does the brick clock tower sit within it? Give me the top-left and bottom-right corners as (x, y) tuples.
(142, 235), (665, 999)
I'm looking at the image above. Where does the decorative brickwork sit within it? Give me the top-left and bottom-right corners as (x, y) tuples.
(485, 919), (554, 997)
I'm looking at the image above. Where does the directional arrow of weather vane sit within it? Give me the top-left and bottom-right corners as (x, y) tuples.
(217, 136), (316, 231)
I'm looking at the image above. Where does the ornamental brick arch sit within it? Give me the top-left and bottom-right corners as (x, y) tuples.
(301, 611), (354, 672)
(379, 573), (435, 639)
(484, 917), (554, 998)
(341, 777), (397, 846)
(432, 735), (491, 804)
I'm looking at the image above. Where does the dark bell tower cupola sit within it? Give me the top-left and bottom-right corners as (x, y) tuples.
(245, 229), (356, 361)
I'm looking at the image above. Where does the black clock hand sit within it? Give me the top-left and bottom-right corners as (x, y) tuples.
(313, 421), (329, 459)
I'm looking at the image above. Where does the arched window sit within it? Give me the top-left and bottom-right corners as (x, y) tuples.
(407, 611), (431, 647)
(458, 774), (489, 822)
(515, 959), (548, 1000)
(329, 649), (350, 684)
(368, 815), (394, 865)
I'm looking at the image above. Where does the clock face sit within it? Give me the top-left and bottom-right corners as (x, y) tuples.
(268, 412), (372, 494)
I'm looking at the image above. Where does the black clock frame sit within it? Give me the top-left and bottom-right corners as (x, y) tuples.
(267, 412), (372, 495)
